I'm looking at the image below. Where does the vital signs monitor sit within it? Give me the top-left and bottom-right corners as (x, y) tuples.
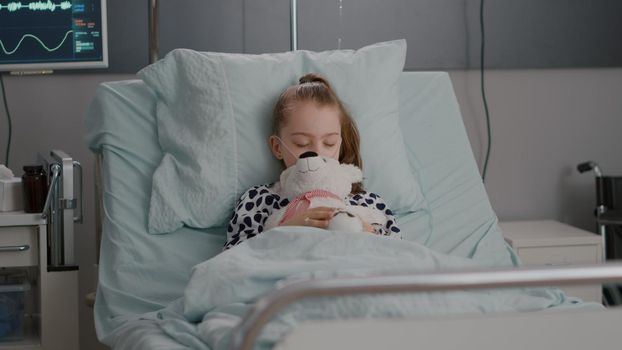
(0, 0), (108, 72)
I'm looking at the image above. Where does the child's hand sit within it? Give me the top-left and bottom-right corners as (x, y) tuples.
(280, 207), (337, 229)
(361, 220), (375, 233)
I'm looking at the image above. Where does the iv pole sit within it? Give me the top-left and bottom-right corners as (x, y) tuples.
(148, 0), (159, 64)
(290, 0), (298, 50)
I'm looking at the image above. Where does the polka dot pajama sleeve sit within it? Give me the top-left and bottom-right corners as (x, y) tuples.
(224, 185), (288, 250)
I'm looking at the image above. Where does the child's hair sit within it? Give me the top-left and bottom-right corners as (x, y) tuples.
(272, 73), (364, 193)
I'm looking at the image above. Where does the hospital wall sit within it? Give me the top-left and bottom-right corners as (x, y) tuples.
(103, 0), (622, 73)
(1, 68), (621, 348)
(451, 68), (622, 231)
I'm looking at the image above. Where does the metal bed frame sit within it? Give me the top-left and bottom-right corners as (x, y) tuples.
(90, 3), (622, 349)
(230, 264), (622, 350)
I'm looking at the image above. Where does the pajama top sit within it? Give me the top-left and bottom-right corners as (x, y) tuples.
(224, 182), (401, 250)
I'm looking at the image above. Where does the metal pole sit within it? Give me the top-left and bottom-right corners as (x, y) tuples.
(290, 0), (297, 50)
(148, 0), (160, 63)
(230, 263), (622, 350)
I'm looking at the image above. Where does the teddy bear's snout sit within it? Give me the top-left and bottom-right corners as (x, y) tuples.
(295, 153), (327, 173)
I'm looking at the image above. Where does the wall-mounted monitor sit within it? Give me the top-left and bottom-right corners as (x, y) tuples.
(0, 0), (108, 72)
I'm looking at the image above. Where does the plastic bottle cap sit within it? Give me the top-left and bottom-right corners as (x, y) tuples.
(23, 165), (44, 174)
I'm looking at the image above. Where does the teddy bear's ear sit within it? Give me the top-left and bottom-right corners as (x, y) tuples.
(340, 163), (363, 183)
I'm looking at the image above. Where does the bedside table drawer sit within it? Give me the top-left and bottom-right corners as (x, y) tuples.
(0, 225), (39, 267)
(517, 245), (599, 266)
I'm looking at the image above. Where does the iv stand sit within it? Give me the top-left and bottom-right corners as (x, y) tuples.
(290, 0), (298, 51)
(149, 0), (159, 64)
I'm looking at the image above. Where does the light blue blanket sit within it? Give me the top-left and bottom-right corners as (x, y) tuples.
(139, 227), (592, 350)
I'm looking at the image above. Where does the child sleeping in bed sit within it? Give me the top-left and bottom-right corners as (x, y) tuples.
(224, 73), (401, 249)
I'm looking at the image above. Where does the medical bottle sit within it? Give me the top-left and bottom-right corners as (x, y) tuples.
(22, 165), (47, 213)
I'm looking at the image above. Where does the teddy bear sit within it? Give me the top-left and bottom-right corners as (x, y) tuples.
(264, 151), (387, 232)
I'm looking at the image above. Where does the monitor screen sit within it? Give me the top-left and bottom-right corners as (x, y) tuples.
(0, 0), (108, 72)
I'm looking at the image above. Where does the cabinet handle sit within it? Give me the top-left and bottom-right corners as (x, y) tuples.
(0, 245), (30, 252)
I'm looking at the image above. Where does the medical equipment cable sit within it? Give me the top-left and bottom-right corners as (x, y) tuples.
(0, 73), (11, 167)
(480, 0), (492, 182)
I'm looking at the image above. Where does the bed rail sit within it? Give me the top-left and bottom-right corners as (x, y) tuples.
(231, 262), (622, 350)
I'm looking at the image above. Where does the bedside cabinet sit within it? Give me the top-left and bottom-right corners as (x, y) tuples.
(500, 220), (603, 304)
(0, 211), (79, 349)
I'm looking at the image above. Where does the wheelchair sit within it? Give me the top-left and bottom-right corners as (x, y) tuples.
(578, 161), (622, 305)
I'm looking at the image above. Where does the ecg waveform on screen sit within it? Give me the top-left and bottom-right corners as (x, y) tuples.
(0, 1), (72, 12)
(0, 30), (73, 55)
(0, 0), (103, 66)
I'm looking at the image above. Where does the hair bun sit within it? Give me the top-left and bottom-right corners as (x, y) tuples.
(299, 73), (331, 88)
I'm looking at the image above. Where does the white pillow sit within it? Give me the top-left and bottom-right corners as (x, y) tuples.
(138, 39), (424, 233)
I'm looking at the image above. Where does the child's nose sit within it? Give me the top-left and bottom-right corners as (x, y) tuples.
(308, 144), (322, 155)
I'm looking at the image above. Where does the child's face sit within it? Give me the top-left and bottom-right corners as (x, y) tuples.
(270, 101), (342, 168)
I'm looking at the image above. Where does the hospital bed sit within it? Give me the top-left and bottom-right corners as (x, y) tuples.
(85, 67), (622, 349)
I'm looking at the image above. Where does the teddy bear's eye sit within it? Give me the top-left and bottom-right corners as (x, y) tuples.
(322, 158), (327, 163)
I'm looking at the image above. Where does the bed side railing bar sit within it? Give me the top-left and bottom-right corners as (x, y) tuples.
(231, 263), (622, 350)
